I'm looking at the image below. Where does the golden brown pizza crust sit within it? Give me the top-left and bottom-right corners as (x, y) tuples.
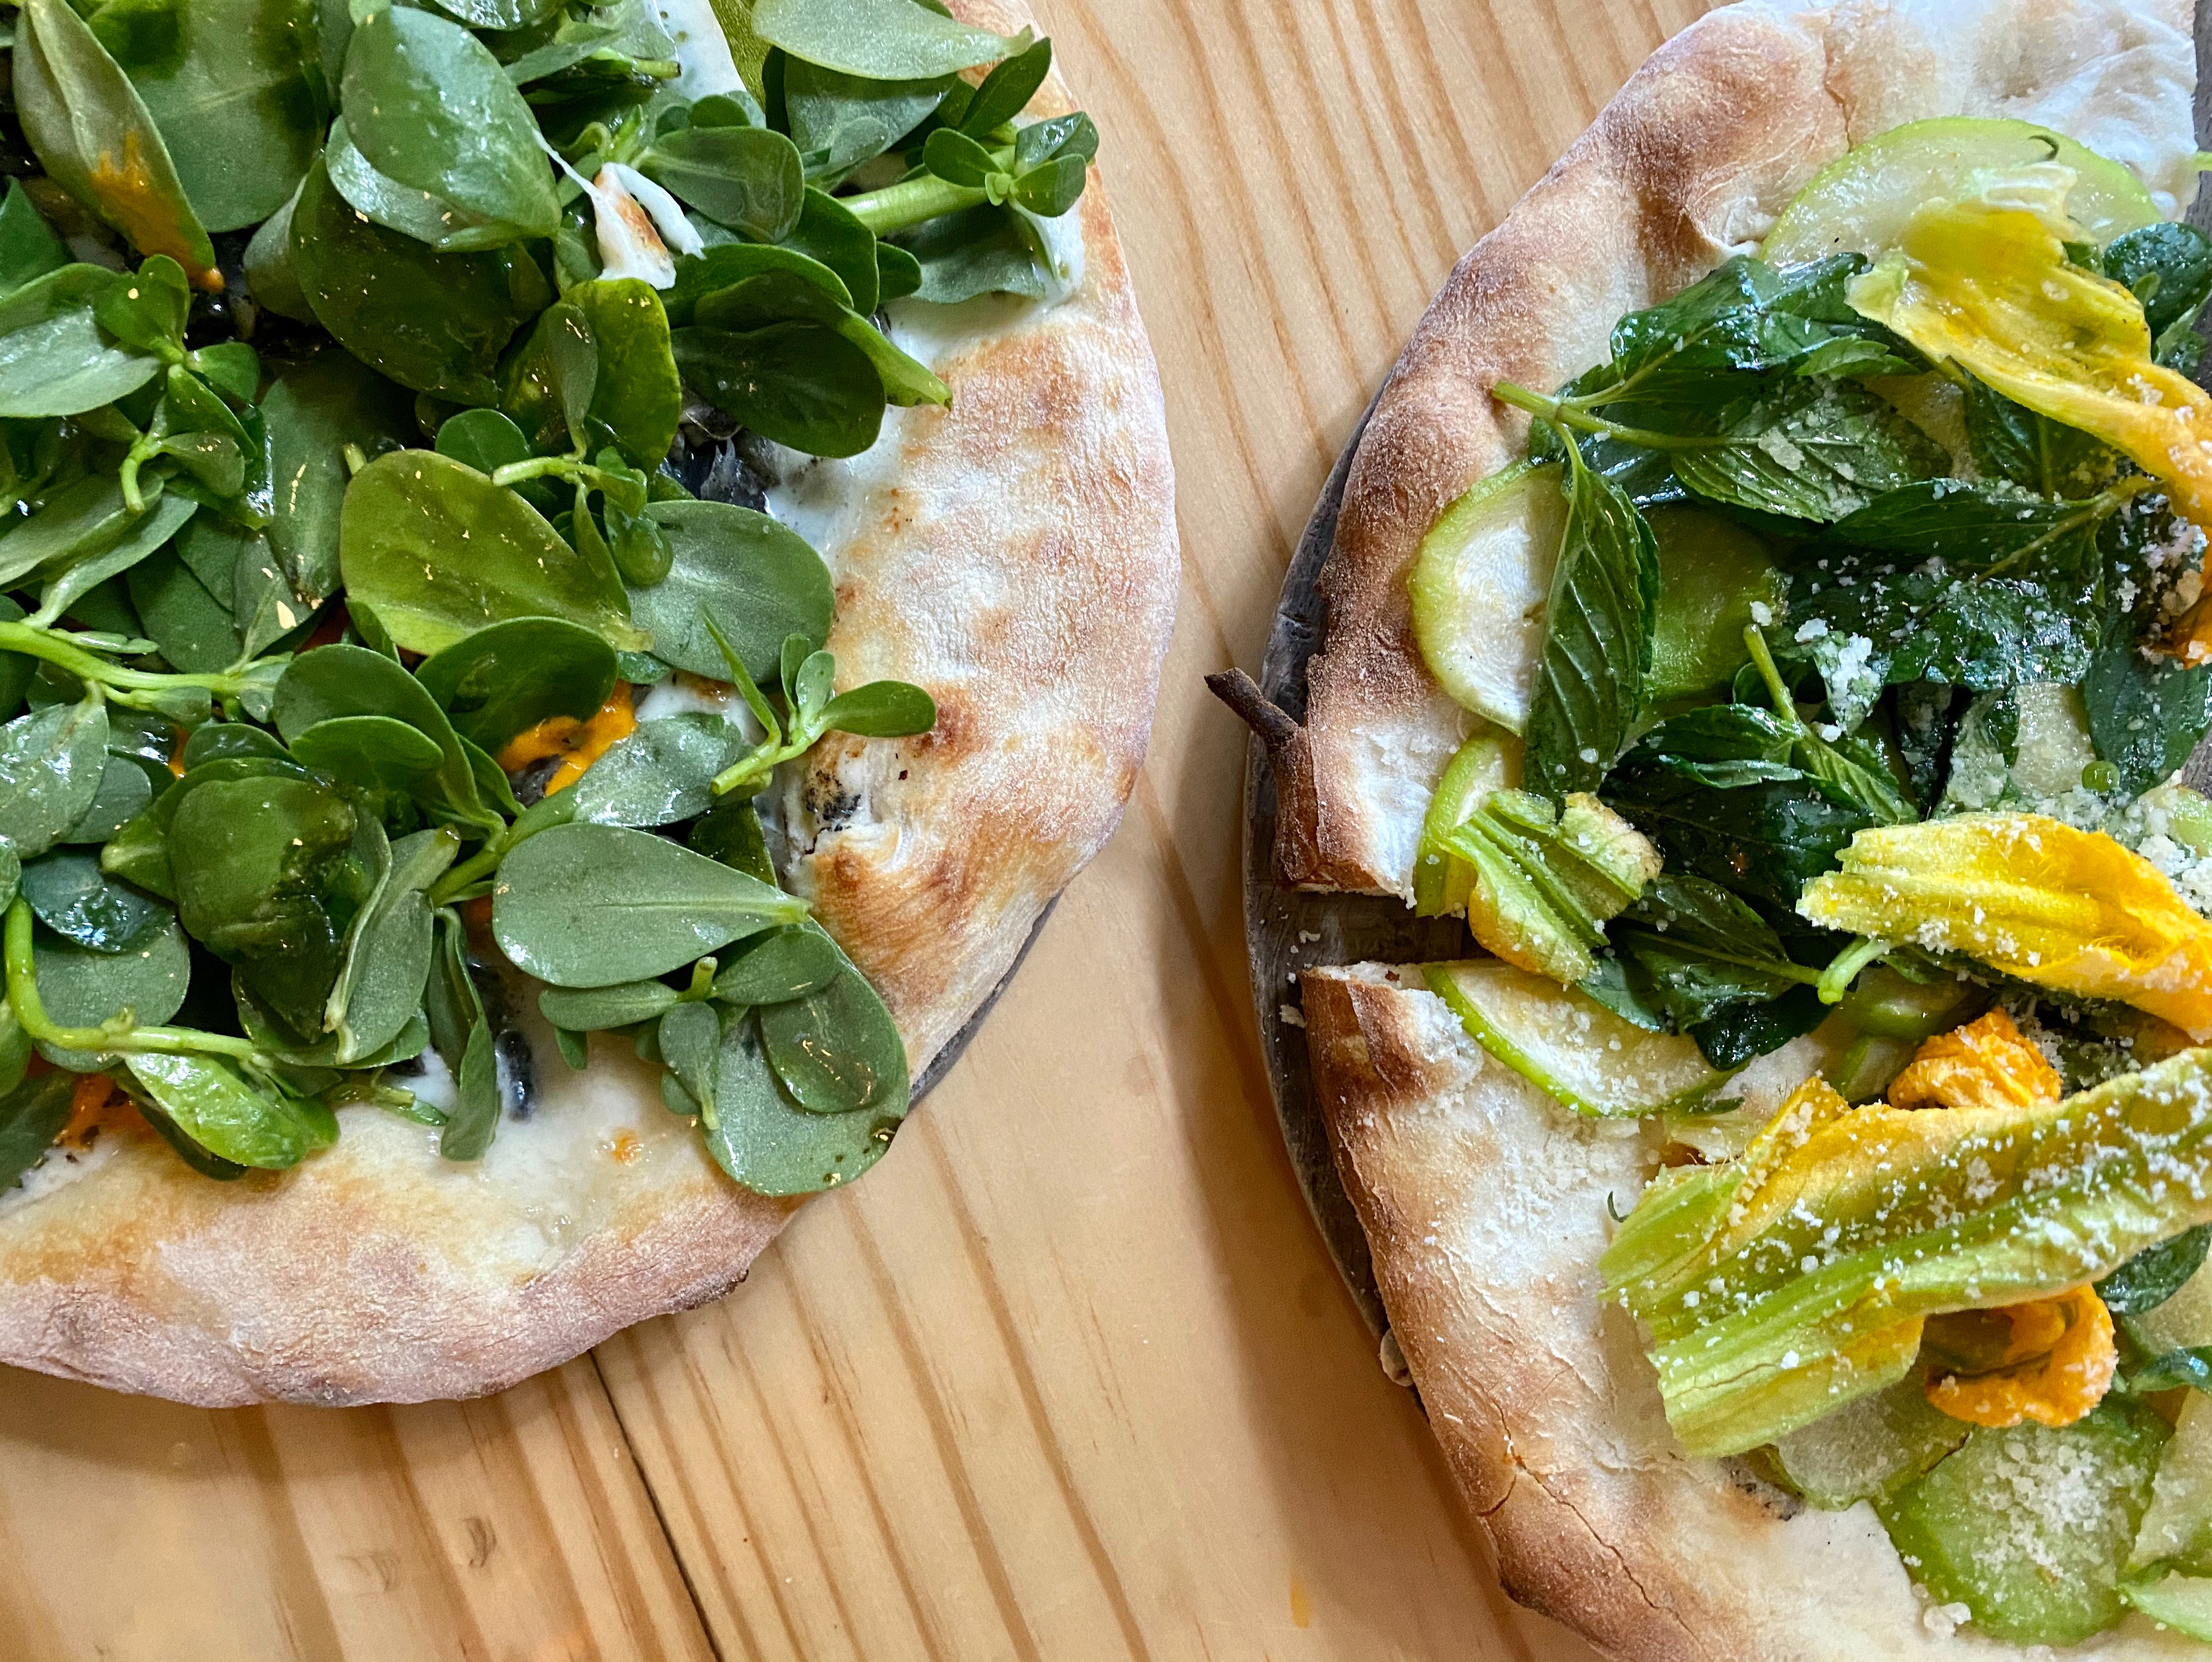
(0, 0), (1178, 1407)
(793, 0), (1180, 1062)
(1270, 0), (2199, 897)
(1302, 964), (2206, 1660)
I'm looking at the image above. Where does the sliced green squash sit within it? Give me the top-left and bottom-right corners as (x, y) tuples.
(1645, 506), (1782, 703)
(1877, 1399), (2167, 1647)
(1409, 460), (1562, 733)
(1769, 1373), (1970, 1511)
(2132, 1390), (2212, 1576)
(1412, 731), (1516, 918)
(1423, 959), (1720, 1118)
(1763, 117), (2159, 267)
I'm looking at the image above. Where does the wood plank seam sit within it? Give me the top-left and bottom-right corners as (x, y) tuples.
(589, 1350), (732, 1662)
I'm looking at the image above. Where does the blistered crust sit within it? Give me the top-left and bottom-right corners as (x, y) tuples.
(794, 0), (1179, 1063)
(0, 0), (1179, 1407)
(1274, 0), (2198, 896)
(1302, 964), (2207, 1660)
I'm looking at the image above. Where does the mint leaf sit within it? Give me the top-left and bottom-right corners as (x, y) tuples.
(1521, 447), (1657, 798)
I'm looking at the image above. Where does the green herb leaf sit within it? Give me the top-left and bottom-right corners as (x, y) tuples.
(784, 58), (949, 181)
(167, 773), (362, 1035)
(0, 180), (69, 298)
(30, 911), (190, 1072)
(19, 847), (164, 951)
(1960, 377), (2124, 499)
(124, 1052), (320, 1171)
(12, 0), (217, 280)
(503, 279), (683, 466)
(711, 921), (840, 1005)
(0, 265), (164, 418)
(439, 1016), (501, 1161)
(342, 7), (563, 244)
(673, 320), (885, 457)
(261, 351), (420, 616)
(2107, 222), (2212, 370)
(1593, 873), (1814, 1035)
(0, 1072), (74, 1190)
(574, 713), (753, 827)
(750, 0), (1029, 79)
(338, 450), (647, 656)
(290, 157), (550, 404)
(492, 822), (807, 986)
(818, 679), (934, 738)
(658, 998), (720, 1112)
(702, 1004), (900, 1195)
(128, 546), (239, 673)
(1583, 256), (1916, 408)
(322, 827), (454, 1066)
(0, 697), (109, 860)
(1605, 746), (1872, 913)
(273, 643), (491, 830)
(756, 944), (906, 1115)
(2099, 1225), (2211, 1316)
(1669, 377), (1947, 522)
(89, 0), (322, 233)
(537, 978), (679, 1031)
(1521, 448), (1656, 798)
(629, 500), (833, 682)
(663, 241), (853, 324)
(415, 617), (619, 753)
(692, 268), (945, 406)
(641, 125), (806, 241)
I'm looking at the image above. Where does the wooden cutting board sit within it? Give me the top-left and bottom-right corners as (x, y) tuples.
(0, 4), (1717, 1658)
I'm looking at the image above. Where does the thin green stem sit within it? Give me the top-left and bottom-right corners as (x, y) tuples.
(1971, 473), (2159, 585)
(1817, 935), (1891, 1005)
(843, 151), (1013, 237)
(0, 620), (255, 699)
(1490, 380), (1722, 451)
(491, 455), (590, 490)
(4, 901), (267, 1065)
(1741, 625), (1803, 728)
(425, 794), (576, 908)
(710, 734), (805, 799)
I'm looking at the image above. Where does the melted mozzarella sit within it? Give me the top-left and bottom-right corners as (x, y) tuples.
(654, 0), (746, 102)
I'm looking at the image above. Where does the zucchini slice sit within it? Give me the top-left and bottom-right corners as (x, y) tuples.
(1423, 958), (1720, 1117)
(1764, 117), (2159, 266)
(1409, 460), (1562, 733)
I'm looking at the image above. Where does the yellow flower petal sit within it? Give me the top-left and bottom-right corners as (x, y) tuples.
(1799, 814), (2212, 1040)
(1923, 1284), (2116, 1430)
(1888, 1008), (2063, 1113)
(1847, 165), (2212, 652)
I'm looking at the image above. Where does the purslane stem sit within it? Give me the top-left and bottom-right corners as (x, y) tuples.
(843, 146), (1013, 236)
(0, 620), (257, 700)
(4, 900), (268, 1064)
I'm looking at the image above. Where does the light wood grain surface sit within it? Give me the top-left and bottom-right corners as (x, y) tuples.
(0, 4), (1717, 1657)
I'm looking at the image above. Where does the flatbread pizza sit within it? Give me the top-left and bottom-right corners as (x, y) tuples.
(0, 0), (1175, 1405)
(1228, 0), (2212, 1652)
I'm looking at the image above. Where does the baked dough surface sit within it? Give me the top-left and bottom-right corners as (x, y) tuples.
(1304, 964), (2206, 1660)
(1271, 0), (2200, 895)
(0, 0), (1180, 1406)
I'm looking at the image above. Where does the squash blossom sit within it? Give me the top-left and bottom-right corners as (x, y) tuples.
(1880, 1012), (2120, 1430)
(1888, 1009), (2061, 1113)
(1846, 163), (2212, 655)
(1603, 1049), (2212, 1456)
(1798, 815), (2212, 1041)
(1921, 1284), (2116, 1430)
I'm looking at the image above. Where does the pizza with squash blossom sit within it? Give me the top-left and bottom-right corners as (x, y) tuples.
(1223, 0), (2212, 1654)
(0, 0), (1174, 1404)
